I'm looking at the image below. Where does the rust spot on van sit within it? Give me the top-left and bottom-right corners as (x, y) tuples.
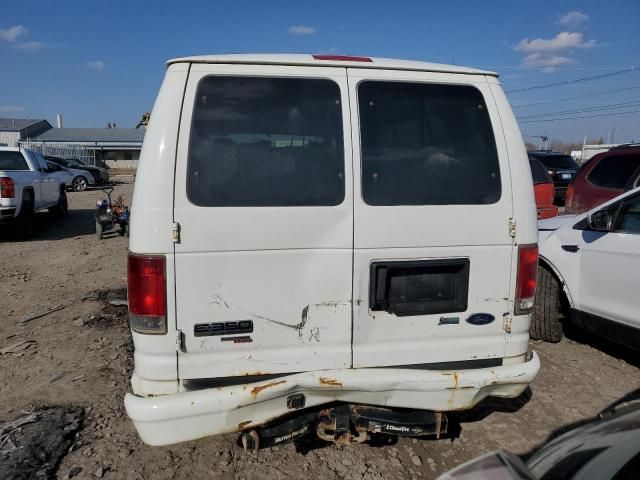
(237, 420), (252, 430)
(319, 377), (342, 387)
(444, 372), (460, 390)
(250, 380), (287, 400)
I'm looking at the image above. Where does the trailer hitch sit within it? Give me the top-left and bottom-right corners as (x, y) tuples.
(240, 412), (317, 456)
(317, 405), (447, 443)
(240, 405), (447, 454)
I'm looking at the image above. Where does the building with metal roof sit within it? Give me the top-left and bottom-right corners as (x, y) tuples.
(0, 118), (53, 147)
(34, 127), (145, 143)
(22, 127), (145, 170)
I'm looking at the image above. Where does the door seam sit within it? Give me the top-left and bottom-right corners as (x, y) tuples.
(346, 67), (356, 369)
(173, 63), (192, 379)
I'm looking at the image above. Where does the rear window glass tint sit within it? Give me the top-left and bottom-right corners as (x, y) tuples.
(588, 154), (640, 189)
(358, 81), (501, 205)
(187, 76), (345, 207)
(0, 151), (29, 170)
(535, 155), (579, 170)
(529, 157), (552, 184)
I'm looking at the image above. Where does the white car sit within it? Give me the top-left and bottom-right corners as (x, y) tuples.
(0, 147), (67, 236)
(125, 54), (540, 447)
(532, 186), (640, 348)
(46, 161), (95, 191)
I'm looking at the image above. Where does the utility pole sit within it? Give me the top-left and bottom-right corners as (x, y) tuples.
(611, 126), (616, 144)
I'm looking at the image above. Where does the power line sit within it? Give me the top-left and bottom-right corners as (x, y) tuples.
(505, 66), (638, 94)
(512, 86), (640, 109)
(517, 100), (640, 120)
(519, 109), (640, 124)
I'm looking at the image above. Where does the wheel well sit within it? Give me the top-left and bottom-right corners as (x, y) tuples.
(538, 257), (573, 312)
(22, 187), (34, 204)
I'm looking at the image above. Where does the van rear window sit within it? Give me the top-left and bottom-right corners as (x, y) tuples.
(358, 81), (501, 205)
(0, 151), (29, 171)
(187, 76), (345, 207)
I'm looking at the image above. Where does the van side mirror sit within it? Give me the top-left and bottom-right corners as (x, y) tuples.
(588, 210), (613, 231)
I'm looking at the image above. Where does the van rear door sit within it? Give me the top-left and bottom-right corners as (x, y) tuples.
(173, 64), (354, 379)
(347, 69), (515, 368)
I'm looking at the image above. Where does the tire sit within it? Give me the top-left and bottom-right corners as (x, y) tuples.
(72, 176), (88, 192)
(14, 193), (34, 239)
(50, 190), (68, 217)
(530, 266), (563, 342)
(96, 221), (103, 240)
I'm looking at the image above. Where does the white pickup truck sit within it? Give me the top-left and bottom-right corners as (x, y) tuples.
(0, 147), (68, 233)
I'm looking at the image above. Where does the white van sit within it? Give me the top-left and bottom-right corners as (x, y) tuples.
(125, 54), (540, 447)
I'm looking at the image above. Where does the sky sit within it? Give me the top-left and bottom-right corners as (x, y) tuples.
(1, 0), (639, 143)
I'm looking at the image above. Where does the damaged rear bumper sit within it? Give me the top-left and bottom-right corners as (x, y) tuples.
(125, 351), (540, 446)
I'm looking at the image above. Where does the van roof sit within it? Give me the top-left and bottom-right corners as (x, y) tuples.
(167, 54), (498, 77)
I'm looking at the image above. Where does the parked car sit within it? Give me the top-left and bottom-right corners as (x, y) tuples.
(529, 151), (579, 205)
(124, 54), (540, 447)
(46, 161), (96, 192)
(0, 147), (67, 234)
(531, 186), (640, 348)
(438, 391), (640, 480)
(565, 144), (640, 214)
(529, 156), (558, 219)
(45, 155), (109, 187)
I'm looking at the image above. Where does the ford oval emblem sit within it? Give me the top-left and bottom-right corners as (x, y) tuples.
(466, 313), (495, 326)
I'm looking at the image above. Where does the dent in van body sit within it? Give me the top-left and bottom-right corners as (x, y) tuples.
(206, 293), (348, 341)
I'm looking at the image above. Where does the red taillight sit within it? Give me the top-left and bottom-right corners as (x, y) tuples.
(128, 253), (167, 334)
(1, 177), (15, 198)
(515, 244), (538, 315)
(565, 184), (574, 209)
(312, 54), (373, 62)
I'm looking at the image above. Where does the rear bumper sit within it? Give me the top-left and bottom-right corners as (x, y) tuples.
(125, 351), (540, 446)
(0, 207), (17, 221)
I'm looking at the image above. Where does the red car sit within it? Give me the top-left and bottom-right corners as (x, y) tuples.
(566, 145), (640, 214)
(529, 156), (558, 219)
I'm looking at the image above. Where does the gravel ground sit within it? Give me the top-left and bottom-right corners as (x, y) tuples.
(1, 177), (638, 480)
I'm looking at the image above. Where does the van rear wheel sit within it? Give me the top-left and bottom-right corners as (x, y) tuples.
(530, 266), (563, 342)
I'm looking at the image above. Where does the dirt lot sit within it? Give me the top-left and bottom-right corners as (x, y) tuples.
(1, 178), (639, 480)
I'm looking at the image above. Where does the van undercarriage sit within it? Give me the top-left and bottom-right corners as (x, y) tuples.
(240, 404), (447, 453)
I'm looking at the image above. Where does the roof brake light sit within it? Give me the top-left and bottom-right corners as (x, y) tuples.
(312, 55), (373, 62)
